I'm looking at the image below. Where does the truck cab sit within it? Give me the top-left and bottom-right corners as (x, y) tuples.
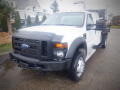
(10, 11), (105, 82)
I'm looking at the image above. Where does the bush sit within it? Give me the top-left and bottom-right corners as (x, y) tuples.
(41, 15), (47, 23)
(34, 15), (39, 25)
(27, 15), (32, 26)
(0, 0), (14, 32)
(0, 15), (8, 32)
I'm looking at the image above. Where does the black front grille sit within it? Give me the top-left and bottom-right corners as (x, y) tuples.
(41, 41), (47, 56)
(12, 37), (48, 59)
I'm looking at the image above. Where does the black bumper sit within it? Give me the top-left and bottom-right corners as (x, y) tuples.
(9, 53), (72, 71)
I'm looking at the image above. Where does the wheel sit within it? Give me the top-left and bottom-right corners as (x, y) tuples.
(68, 49), (86, 82)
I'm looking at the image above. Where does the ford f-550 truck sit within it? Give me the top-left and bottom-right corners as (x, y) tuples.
(10, 11), (108, 82)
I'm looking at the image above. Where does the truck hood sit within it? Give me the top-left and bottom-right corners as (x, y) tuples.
(14, 26), (85, 43)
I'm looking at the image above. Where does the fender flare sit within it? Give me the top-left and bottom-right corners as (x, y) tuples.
(65, 37), (87, 59)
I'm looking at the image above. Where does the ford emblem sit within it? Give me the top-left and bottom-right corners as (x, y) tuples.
(21, 44), (30, 49)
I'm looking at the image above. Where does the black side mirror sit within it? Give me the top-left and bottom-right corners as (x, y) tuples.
(96, 19), (105, 31)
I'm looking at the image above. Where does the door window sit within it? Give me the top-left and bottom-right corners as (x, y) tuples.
(87, 14), (94, 25)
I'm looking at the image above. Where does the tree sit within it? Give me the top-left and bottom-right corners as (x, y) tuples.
(0, 0), (14, 34)
(34, 15), (39, 25)
(41, 14), (46, 23)
(50, 0), (59, 13)
(27, 15), (32, 26)
(0, 14), (8, 32)
(13, 11), (21, 30)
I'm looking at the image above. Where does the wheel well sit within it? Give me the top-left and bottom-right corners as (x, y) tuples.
(70, 42), (87, 67)
(78, 43), (86, 49)
(76, 43), (87, 57)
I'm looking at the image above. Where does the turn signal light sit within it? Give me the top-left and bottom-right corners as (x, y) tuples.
(55, 43), (68, 48)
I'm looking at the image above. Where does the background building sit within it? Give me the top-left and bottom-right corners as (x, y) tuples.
(5, 0), (44, 23)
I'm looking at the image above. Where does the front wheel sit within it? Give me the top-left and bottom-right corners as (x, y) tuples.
(68, 49), (86, 82)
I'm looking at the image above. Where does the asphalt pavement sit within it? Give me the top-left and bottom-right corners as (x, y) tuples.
(0, 29), (120, 90)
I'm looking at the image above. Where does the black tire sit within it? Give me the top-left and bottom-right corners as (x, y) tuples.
(68, 49), (86, 82)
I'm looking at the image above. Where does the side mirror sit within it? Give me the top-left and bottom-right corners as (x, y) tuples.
(96, 19), (105, 31)
(86, 24), (96, 30)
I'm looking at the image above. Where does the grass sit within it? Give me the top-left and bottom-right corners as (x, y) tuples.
(0, 43), (12, 55)
(111, 25), (120, 29)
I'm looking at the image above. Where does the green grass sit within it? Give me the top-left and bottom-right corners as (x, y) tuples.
(111, 25), (120, 29)
(0, 43), (12, 55)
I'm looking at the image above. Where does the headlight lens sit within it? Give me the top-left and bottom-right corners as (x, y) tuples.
(54, 50), (65, 58)
(53, 43), (68, 60)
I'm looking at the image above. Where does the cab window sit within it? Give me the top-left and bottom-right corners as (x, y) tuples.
(87, 14), (94, 25)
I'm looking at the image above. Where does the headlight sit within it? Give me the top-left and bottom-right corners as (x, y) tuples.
(54, 50), (65, 58)
(53, 43), (68, 60)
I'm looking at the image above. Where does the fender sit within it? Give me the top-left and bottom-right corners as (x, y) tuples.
(65, 37), (87, 59)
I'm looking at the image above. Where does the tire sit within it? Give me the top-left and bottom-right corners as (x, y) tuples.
(68, 49), (86, 82)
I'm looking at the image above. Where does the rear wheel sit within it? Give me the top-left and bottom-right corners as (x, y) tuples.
(68, 49), (86, 82)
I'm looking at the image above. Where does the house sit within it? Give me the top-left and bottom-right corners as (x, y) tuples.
(5, 0), (17, 8)
(5, 0), (44, 24)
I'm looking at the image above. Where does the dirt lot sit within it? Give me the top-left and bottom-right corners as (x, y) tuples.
(0, 29), (120, 90)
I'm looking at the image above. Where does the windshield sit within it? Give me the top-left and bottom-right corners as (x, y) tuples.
(42, 12), (85, 26)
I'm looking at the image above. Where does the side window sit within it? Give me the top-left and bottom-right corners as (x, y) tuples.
(87, 14), (94, 25)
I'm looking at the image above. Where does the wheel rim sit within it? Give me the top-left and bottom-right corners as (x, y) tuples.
(76, 57), (85, 77)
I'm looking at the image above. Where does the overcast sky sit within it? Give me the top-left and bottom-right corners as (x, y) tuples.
(37, 0), (120, 15)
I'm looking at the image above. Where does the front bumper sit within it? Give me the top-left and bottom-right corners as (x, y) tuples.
(9, 53), (72, 71)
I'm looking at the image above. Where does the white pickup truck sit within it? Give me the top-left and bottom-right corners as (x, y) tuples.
(10, 11), (108, 82)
